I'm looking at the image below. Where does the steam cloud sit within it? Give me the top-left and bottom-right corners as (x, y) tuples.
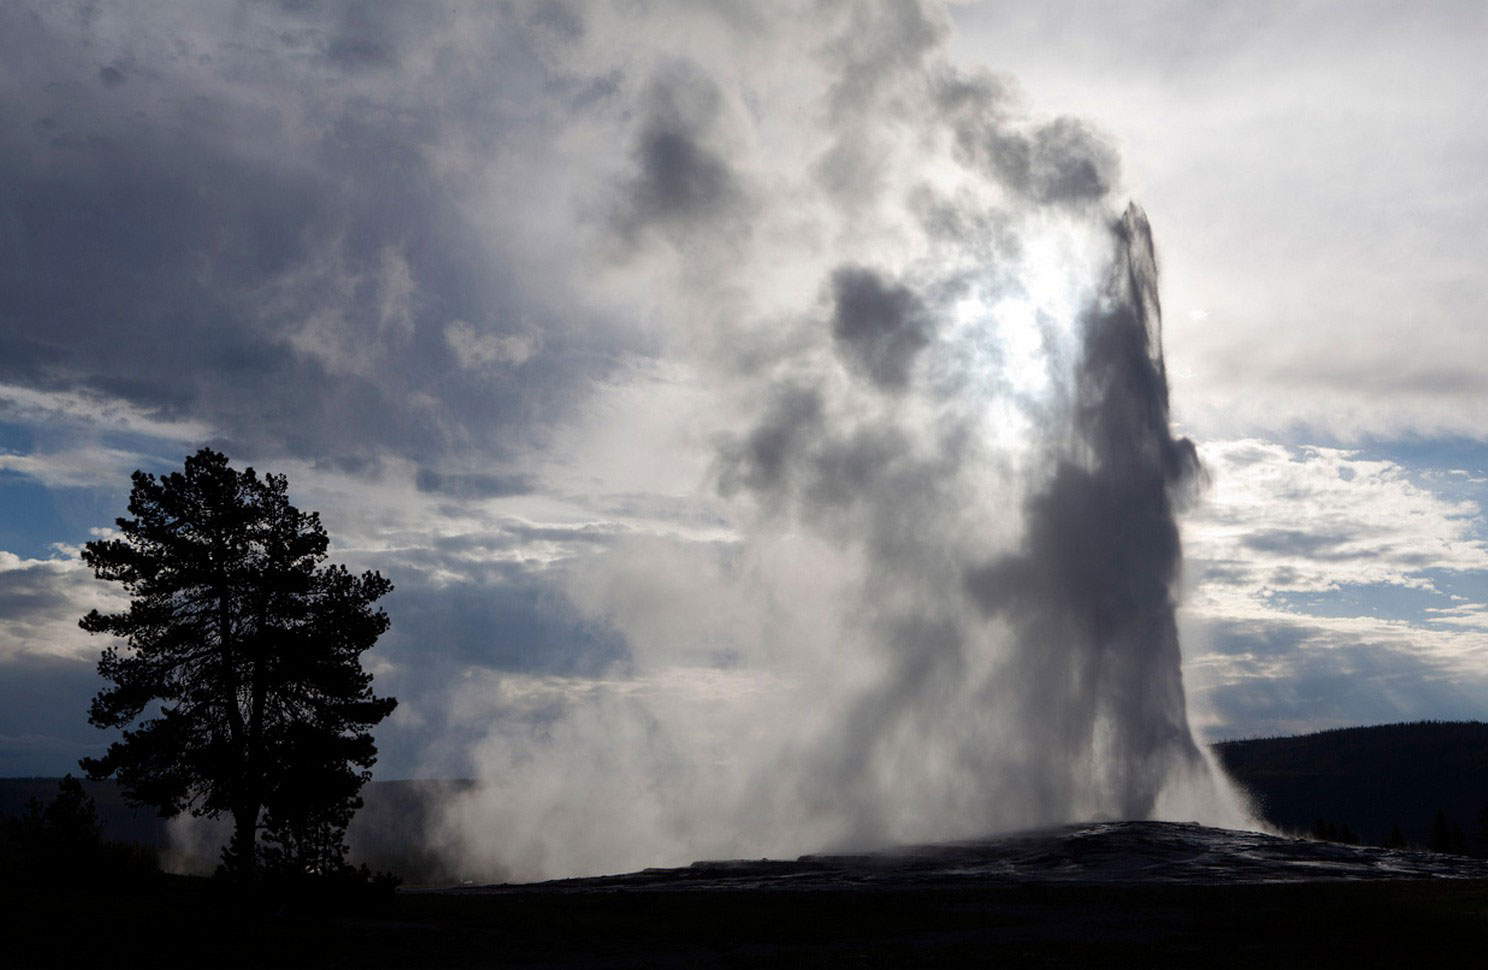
(435, 1), (1252, 882)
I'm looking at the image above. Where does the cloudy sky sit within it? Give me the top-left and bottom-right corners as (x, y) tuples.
(1, 0), (1485, 868)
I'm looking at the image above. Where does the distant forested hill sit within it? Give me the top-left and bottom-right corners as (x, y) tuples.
(1214, 721), (1488, 852)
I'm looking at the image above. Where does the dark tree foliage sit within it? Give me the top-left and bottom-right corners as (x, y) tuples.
(1, 775), (160, 885)
(1429, 808), (1467, 856)
(79, 448), (396, 879)
(1310, 818), (1360, 846)
(22, 774), (101, 850)
(2, 776), (98, 880)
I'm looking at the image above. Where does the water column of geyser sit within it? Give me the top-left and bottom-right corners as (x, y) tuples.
(964, 204), (1224, 824)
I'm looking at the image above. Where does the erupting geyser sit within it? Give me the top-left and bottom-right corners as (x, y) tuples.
(435, 1), (1254, 882)
(964, 205), (1212, 822)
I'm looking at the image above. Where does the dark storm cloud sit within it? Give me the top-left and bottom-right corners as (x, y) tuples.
(1268, 565), (1303, 586)
(0, 654), (109, 775)
(714, 366), (969, 572)
(627, 124), (736, 226)
(996, 117), (1121, 206)
(714, 385), (824, 502)
(1197, 620), (1315, 659)
(323, 24), (396, 70)
(1220, 442), (1280, 467)
(1196, 559), (1258, 587)
(527, 0), (585, 40)
(935, 71), (1120, 208)
(713, 258), (964, 526)
(805, 426), (913, 509)
(614, 67), (748, 242)
(829, 267), (935, 392)
(930, 68), (1017, 121)
(415, 468), (534, 500)
(1242, 529), (1360, 559)
(712, 376), (962, 554)
(0, 562), (78, 617)
(0, 2), (622, 473)
(1239, 528), (1441, 568)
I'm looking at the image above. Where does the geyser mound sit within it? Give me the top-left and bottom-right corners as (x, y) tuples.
(458, 821), (1488, 892)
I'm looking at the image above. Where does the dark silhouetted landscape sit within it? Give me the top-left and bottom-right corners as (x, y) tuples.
(7, 722), (1488, 966)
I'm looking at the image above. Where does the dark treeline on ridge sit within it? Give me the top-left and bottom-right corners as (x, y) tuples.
(1215, 720), (1488, 854)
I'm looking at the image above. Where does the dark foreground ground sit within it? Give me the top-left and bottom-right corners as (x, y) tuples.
(8, 874), (1488, 968)
(10, 818), (1488, 967)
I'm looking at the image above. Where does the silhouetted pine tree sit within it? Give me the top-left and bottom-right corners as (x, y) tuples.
(1429, 809), (1467, 855)
(79, 448), (397, 881)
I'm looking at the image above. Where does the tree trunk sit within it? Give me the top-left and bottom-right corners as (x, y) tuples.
(214, 560), (256, 879)
(227, 800), (260, 878)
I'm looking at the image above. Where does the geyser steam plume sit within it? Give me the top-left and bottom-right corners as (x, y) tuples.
(435, 1), (1253, 882)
